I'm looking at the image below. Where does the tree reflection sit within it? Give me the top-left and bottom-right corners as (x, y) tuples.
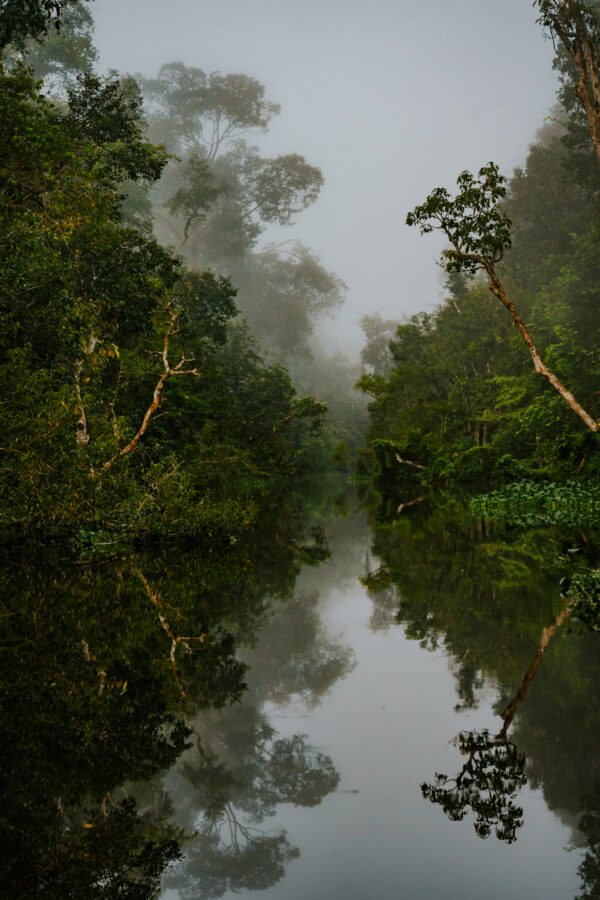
(176, 832), (299, 899)
(360, 498), (573, 710)
(421, 601), (573, 842)
(576, 787), (600, 899)
(165, 706), (339, 898)
(244, 589), (355, 708)
(158, 517), (347, 898)
(0, 499), (336, 895)
(361, 498), (600, 845)
(422, 729), (526, 842)
(161, 538), (354, 898)
(0, 558), (197, 896)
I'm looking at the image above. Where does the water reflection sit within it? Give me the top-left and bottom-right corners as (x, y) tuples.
(7, 489), (600, 897)
(363, 496), (600, 888)
(421, 603), (572, 844)
(576, 787), (600, 899)
(422, 729), (527, 843)
(163, 575), (355, 897)
(241, 589), (355, 708)
(164, 707), (339, 897)
(0, 497), (336, 896)
(1, 558), (195, 896)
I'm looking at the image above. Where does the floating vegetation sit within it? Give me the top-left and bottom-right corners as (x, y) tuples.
(470, 480), (600, 527)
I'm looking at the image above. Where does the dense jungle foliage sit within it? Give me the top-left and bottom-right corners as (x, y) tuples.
(357, 1), (600, 495)
(0, 1), (361, 543)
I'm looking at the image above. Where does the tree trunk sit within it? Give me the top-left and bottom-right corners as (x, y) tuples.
(395, 453), (425, 470)
(548, 1), (600, 167)
(99, 311), (201, 473)
(485, 266), (598, 432)
(499, 603), (573, 738)
(102, 371), (170, 471)
(74, 334), (98, 450)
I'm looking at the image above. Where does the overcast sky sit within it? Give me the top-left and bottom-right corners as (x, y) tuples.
(92, 0), (559, 357)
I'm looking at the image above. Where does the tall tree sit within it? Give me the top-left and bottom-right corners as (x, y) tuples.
(4, 1), (97, 94)
(139, 62), (335, 362)
(144, 64), (324, 264)
(0, 0), (91, 50)
(141, 62), (281, 161)
(536, 1), (600, 165)
(406, 162), (598, 432)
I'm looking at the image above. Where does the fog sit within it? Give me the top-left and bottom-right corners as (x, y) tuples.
(93, 0), (558, 357)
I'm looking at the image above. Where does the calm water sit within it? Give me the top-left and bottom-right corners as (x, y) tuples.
(3, 495), (600, 898)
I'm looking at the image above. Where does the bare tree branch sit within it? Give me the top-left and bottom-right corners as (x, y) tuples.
(99, 310), (201, 473)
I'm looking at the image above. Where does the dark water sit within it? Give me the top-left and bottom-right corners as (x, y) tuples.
(3, 494), (600, 898)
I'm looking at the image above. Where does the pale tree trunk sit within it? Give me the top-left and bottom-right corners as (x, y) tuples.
(74, 357), (89, 448)
(576, 23), (600, 165)
(99, 310), (201, 473)
(174, 217), (193, 257)
(498, 603), (573, 738)
(74, 334), (98, 450)
(395, 453), (425, 470)
(484, 264), (598, 432)
(103, 370), (170, 468)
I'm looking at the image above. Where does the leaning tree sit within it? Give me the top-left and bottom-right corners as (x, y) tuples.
(406, 162), (598, 431)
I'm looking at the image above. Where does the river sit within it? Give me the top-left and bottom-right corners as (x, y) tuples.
(2, 491), (599, 898)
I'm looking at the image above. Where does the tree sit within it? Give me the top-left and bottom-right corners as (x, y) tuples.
(232, 243), (345, 360)
(406, 162), (599, 431)
(143, 62), (324, 261)
(536, 1), (600, 166)
(137, 62), (337, 365)
(141, 62), (281, 160)
(67, 72), (167, 185)
(224, 144), (323, 226)
(0, 62), (328, 537)
(359, 313), (400, 377)
(166, 154), (225, 255)
(0, 0), (91, 50)
(4, 1), (97, 94)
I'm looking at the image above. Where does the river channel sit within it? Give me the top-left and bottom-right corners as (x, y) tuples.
(3, 491), (600, 898)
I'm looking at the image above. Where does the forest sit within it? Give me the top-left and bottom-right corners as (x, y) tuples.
(358, 1), (600, 514)
(6, 1), (600, 539)
(0, 0), (362, 547)
(6, 2), (600, 899)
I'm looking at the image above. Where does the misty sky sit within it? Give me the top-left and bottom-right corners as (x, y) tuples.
(93, 0), (559, 357)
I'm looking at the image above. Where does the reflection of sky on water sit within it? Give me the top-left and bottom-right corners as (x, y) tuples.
(162, 512), (582, 900)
